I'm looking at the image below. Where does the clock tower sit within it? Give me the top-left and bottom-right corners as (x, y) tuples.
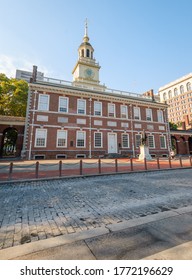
(72, 20), (106, 91)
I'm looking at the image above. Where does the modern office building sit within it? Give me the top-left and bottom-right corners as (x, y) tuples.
(159, 73), (192, 129)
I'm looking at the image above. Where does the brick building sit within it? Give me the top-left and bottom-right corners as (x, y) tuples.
(22, 24), (170, 160)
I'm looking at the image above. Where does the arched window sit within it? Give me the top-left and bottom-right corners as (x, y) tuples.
(81, 49), (84, 57)
(180, 85), (184, 94)
(168, 90), (172, 99)
(86, 49), (90, 57)
(187, 82), (191, 92)
(163, 92), (167, 101)
(174, 88), (178, 96)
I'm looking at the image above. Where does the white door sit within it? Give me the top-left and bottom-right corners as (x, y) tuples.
(108, 133), (117, 153)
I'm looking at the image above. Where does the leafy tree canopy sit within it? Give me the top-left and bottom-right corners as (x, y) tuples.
(0, 73), (28, 117)
(169, 122), (178, 130)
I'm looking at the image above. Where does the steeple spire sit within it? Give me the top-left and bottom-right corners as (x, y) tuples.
(83, 18), (89, 43)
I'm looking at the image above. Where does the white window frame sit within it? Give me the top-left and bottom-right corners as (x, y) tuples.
(146, 108), (153, 121)
(135, 134), (142, 148)
(120, 105), (128, 119)
(38, 94), (49, 111)
(108, 103), (116, 117)
(157, 110), (164, 123)
(133, 107), (141, 120)
(76, 131), (86, 147)
(122, 133), (129, 148)
(77, 99), (86, 115)
(94, 132), (103, 148)
(35, 128), (47, 147)
(160, 135), (167, 149)
(94, 101), (102, 116)
(148, 135), (155, 148)
(56, 130), (67, 148)
(59, 96), (68, 113)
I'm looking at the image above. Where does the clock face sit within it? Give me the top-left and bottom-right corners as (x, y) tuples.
(84, 68), (95, 79)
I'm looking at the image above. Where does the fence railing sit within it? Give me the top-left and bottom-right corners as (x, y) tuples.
(0, 156), (192, 182)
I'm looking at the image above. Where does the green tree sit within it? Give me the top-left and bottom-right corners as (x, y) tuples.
(169, 122), (178, 130)
(0, 73), (28, 117)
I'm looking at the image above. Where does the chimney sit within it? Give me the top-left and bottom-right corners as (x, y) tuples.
(32, 65), (37, 82)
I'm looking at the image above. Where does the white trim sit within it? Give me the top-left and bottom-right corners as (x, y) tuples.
(35, 128), (47, 147)
(120, 105), (128, 119)
(94, 101), (102, 116)
(38, 94), (50, 111)
(58, 96), (69, 113)
(77, 99), (86, 115)
(108, 132), (117, 153)
(94, 131), (103, 148)
(133, 106), (141, 120)
(56, 129), (67, 148)
(76, 130), (86, 148)
(121, 133), (130, 148)
(148, 135), (155, 148)
(108, 103), (116, 118)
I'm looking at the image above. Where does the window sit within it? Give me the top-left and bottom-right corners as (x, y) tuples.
(157, 110), (164, 123)
(133, 107), (140, 120)
(160, 135), (166, 148)
(35, 129), (47, 147)
(77, 99), (86, 115)
(94, 132), (102, 148)
(57, 130), (67, 147)
(86, 49), (90, 57)
(163, 92), (167, 101)
(148, 135), (155, 148)
(76, 131), (86, 147)
(135, 134), (142, 148)
(146, 108), (152, 121)
(59, 97), (68, 113)
(187, 82), (191, 91)
(168, 90), (172, 99)
(174, 88), (178, 96)
(180, 85), (184, 94)
(81, 49), (84, 57)
(108, 103), (115, 117)
(121, 105), (128, 118)
(122, 134), (129, 148)
(38, 94), (49, 111)
(94, 101), (102, 116)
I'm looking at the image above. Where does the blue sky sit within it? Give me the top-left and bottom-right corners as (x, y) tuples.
(0, 0), (192, 94)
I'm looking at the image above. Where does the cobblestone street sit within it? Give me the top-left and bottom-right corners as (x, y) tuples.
(0, 169), (192, 250)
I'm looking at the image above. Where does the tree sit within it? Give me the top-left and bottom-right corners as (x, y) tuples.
(0, 73), (28, 117)
(169, 122), (178, 130)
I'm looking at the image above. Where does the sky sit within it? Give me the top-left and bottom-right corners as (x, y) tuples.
(0, 0), (192, 94)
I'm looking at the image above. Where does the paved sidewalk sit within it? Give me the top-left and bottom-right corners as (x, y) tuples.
(0, 169), (192, 259)
(1, 206), (192, 259)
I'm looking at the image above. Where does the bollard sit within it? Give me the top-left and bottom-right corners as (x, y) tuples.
(35, 161), (39, 178)
(59, 160), (62, 177)
(179, 156), (183, 167)
(130, 157), (133, 171)
(98, 159), (101, 174)
(144, 157), (147, 170)
(169, 157), (172, 168)
(157, 157), (160, 169)
(115, 158), (118, 173)
(80, 159), (83, 175)
(9, 162), (13, 180)
(189, 156), (192, 167)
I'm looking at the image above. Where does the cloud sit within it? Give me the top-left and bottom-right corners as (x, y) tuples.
(0, 55), (49, 78)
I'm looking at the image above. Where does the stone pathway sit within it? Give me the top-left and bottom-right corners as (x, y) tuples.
(0, 169), (192, 250)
